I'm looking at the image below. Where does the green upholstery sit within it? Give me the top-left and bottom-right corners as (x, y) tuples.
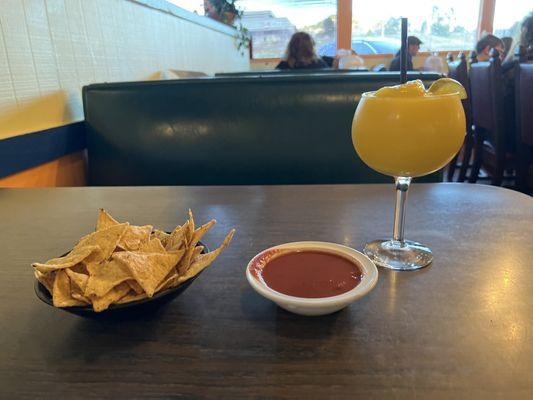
(83, 72), (443, 185)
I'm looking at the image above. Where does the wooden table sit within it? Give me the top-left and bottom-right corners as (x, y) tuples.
(1, 184), (532, 399)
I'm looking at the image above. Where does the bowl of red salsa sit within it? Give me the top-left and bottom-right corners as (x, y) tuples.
(246, 241), (378, 316)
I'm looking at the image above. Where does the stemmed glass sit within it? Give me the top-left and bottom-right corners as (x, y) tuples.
(351, 82), (465, 270)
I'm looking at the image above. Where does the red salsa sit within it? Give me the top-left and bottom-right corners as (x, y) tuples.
(260, 250), (362, 298)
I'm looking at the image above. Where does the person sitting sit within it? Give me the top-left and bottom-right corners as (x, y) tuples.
(321, 55), (335, 67)
(503, 13), (533, 68)
(389, 36), (422, 71)
(501, 13), (533, 132)
(495, 14), (533, 154)
(475, 34), (504, 61)
(276, 32), (328, 70)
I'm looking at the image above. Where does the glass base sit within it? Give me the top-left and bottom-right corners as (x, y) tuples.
(363, 239), (433, 271)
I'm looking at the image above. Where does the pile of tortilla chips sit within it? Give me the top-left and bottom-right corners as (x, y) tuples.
(32, 209), (234, 312)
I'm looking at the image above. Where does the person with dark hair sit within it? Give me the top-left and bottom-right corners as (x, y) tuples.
(501, 13), (533, 73)
(276, 32), (327, 70)
(475, 34), (505, 61)
(504, 12), (533, 65)
(499, 14), (533, 154)
(389, 36), (422, 71)
(520, 12), (533, 51)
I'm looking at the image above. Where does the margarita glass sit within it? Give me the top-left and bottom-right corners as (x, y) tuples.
(352, 79), (466, 270)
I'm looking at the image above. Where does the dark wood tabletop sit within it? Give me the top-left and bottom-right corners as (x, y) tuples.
(1, 184), (532, 399)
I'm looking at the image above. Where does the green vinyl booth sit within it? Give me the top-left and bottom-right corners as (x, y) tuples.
(83, 72), (443, 186)
(214, 68), (369, 77)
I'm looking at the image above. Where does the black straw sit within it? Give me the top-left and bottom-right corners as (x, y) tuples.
(400, 17), (408, 84)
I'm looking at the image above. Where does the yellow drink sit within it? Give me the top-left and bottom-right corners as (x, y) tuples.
(352, 80), (466, 177)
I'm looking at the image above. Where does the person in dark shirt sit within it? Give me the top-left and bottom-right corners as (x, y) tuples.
(276, 32), (327, 70)
(321, 55), (335, 67)
(475, 34), (505, 61)
(389, 36), (422, 71)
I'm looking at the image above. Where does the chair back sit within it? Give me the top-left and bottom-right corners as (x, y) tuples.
(447, 52), (468, 88)
(469, 51), (478, 65)
(447, 52), (472, 128)
(469, 49), (506, 154)
(515, 46), (533, 146)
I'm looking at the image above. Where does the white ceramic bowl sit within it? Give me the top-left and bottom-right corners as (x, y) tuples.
(246, 241), (379, 316)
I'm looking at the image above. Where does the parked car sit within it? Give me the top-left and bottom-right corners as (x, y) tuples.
(318, 38), (400, 56)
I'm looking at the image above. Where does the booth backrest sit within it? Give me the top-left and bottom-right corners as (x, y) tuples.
(214, 69), (369, 77)
(83, 72), (442, 185)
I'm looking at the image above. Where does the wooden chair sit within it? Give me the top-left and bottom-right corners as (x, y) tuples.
(469, 48), (515, 186)
(446, 53), (454, 63)
(446, 52), (473, 182)
(515, 46), (533, 192)
(469, 51), (478, 65)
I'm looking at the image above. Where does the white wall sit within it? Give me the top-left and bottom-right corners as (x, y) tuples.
(0, 0), (249, 139)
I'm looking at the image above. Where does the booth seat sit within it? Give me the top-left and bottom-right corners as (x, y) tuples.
(83, 72), (442, 185)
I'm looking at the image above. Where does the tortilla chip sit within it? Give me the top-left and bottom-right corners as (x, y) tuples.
(166, 222), (188, 251)
(68, 270), (91, 304)
(71, 292), (91, 305)
(177, 229), (234, 283)
(126, 279), (145, 295)
(151, 230), (170, 247)
(116, 291), (148, 304)
(35, 270), (55, 294)
(69, 276), (91, 304)
(186, 209), (195, 242)
(91, 282), (130, 312)
(75, 223), (128, 261)
(192, 245), (204, 261)
(85, 258), (132, 298)
(155, 270), (179, 292)
(113, 250), (185, 297)
(52, 270), (87, 307)
(96, 209), (119, 231)
(71, 263), (89, 275)
(177, 220), (216, 274)
(32, 245), (102, 273)
(193, 220), (216, 243)
(118, 225), (153, 251)
(140, 238), (166, 253)
(65, 268), (89, 293)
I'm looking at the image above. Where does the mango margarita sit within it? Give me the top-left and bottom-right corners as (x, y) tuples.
(352, 79), (466, 178)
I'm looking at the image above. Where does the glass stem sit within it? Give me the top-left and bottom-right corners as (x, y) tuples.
(392, 176), (412, 244)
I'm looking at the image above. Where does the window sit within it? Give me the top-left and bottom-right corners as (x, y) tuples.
(350, 0), (480, 54)
(239, 0), (337, 59)
(168, 0), (336, 59)
(494, 1), (532, 39)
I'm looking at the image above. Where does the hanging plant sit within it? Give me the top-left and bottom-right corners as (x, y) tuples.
(204, 0), (250, 55)
(204, 0), (242, 25)
(235, 23), (251, 55)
